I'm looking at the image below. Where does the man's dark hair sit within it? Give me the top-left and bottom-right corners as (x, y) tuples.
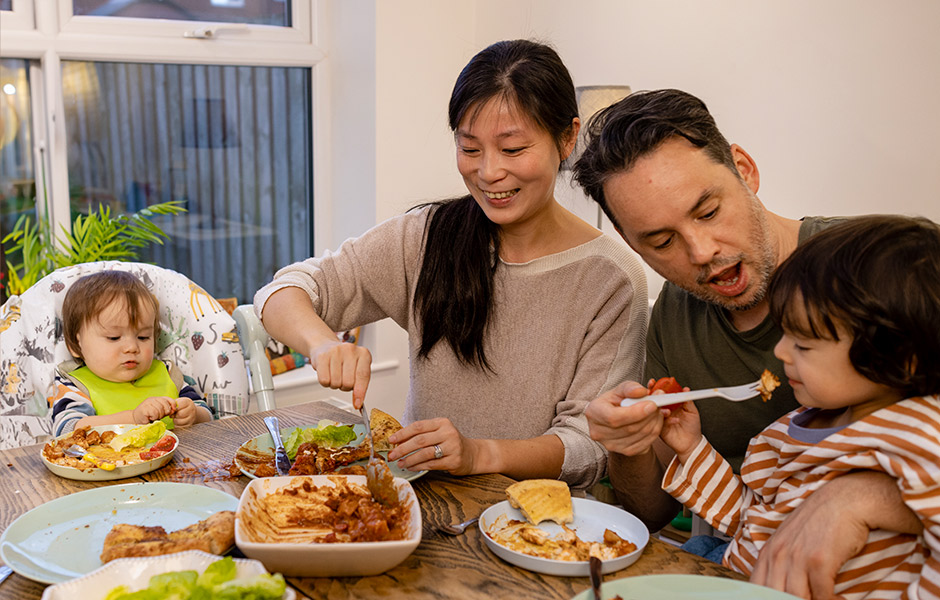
(573, 89), (736, 229)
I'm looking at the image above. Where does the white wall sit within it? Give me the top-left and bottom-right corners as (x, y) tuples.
(305, 0), (940, 417)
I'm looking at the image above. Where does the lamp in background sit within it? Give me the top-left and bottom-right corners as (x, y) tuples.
(568, 85), (632, 228)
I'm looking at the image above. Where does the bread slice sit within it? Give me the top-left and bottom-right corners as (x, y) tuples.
(370, 408), (403, 452)
(505, 479), (573, 525)
(99, 511), (235, 563)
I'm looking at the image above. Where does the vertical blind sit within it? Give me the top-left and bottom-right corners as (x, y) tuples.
(63, 60), (312, 304)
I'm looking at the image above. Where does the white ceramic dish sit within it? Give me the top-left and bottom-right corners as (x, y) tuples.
(41, 424), (179, 481)
(234, 423), (427, 482)
(479, 497), (649, 577)
(235, 474), (422, 577)
(569, 573), (802, 599)
(0, 482), (238, 584)
(40, 550), (296, 600)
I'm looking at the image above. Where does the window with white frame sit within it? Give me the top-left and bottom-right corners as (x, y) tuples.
(0, 0), (320, 304)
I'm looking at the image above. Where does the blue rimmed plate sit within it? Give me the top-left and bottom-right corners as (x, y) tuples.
(0, 482), (238, 584)
(569, 574), (803, 599)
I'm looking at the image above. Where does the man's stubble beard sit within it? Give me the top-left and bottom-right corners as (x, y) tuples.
(674, 194), (777, 312)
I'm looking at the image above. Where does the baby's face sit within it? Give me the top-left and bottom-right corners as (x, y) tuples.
(75, 298), (156, 383)
(773, 298), (902, 421)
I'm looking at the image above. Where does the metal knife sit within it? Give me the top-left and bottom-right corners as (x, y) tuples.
(263, 416), (292, 476)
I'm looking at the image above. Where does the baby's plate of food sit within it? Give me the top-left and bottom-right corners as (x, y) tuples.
(40, 551), (294, 600)
(480, 479), (648, 577)
(234, 409), (426, 481)
(569, 574), (802, 599)
(0, 482), (238, 584)
(42, 422), (178, 481)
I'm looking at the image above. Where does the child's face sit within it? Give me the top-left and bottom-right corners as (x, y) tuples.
(773, 302), (902, 421)
(73, 298), (156, 383)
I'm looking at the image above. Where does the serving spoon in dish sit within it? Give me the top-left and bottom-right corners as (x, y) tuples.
(360, 403), (398, 506)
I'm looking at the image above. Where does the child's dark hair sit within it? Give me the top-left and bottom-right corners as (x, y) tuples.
(768, 215), (940, 397)
(62, 271), (161, 359)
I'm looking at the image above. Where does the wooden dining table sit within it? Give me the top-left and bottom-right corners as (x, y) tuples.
(0, 400), (745, 600)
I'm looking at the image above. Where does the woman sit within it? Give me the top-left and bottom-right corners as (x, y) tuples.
(254, 39), (648, 489)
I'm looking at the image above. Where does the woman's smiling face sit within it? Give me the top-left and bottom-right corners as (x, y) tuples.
(454, 96), (570, 229)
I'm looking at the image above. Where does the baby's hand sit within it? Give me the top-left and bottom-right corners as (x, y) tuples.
(171, 397), (198, 427)
(659, 401), (704, 465)
(133, 396), (176, 424)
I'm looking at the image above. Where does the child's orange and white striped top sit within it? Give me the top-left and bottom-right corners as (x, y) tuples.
(663, 395), (940, 599)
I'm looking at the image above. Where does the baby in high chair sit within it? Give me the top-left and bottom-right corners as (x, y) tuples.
(49, 270), (213, 436)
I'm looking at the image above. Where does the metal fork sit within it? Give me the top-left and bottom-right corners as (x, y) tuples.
(620, 380), (762, 408)
(360, 403), (398, 506)
(437, 517), (479, 535)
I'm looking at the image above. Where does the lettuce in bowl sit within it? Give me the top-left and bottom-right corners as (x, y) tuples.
(103, 556), (285, 600)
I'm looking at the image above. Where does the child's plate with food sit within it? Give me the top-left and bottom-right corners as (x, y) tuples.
(480, 497), (649, 577)
(234, 416), (426, 482)
(41, 422), (179, 481)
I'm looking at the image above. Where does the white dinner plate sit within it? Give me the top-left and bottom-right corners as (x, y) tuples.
(569, 573), (803, 599)
(479, 497), (650, 577)
(40, 550), (296, 600)
(41, 424), (179, 481)
(0, 482), (238, 584)
(234, 423), (427, 482)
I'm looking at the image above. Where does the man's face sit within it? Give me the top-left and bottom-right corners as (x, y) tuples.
(602, 137), (777, 311)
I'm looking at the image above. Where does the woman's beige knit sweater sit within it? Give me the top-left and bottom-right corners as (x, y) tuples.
(255, 206), (648, 489)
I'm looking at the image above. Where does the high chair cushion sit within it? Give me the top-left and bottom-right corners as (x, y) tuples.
(0, 261), (250, 449)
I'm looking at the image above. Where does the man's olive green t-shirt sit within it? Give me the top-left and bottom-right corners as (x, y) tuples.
(645, 216), (845, 471)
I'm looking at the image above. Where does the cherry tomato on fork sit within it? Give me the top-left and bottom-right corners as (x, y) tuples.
(650, 376), (684, 411)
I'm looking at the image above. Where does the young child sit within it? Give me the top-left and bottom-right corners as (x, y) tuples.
(658, 215), (940, 598)
(49, 270), (213, 436)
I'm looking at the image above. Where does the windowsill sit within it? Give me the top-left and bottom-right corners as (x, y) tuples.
(272, 360), (400, 391)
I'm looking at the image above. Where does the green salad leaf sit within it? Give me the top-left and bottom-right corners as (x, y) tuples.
(108, 421), (167, 452)
(282, 420), (357, 459)
(103, 556), (286, 600)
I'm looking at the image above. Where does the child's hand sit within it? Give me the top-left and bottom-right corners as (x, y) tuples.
(658, 399), (703, 465)
(133, 396), (176, 424)
(171, 397), (198, 427)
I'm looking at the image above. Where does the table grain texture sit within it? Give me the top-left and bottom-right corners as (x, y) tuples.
(0, 400), (744, 599)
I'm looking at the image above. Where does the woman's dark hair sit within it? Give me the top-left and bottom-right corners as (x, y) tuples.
(412, 39), (578, 370)
(573, 89), (735, 230)
(768, 215), (940, 397)
(63, 270), (160, 360)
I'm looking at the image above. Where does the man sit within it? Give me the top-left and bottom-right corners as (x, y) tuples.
(573, 89), (920, 599)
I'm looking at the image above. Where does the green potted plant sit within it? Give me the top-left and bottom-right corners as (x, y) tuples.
(2, 199), (186, 297)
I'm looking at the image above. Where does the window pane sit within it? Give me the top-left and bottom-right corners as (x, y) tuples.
(0, 58), (36, 303)
(0, 1), (12, 11)
(71, 0), (290, 26)
(62, 60), (312, 305)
